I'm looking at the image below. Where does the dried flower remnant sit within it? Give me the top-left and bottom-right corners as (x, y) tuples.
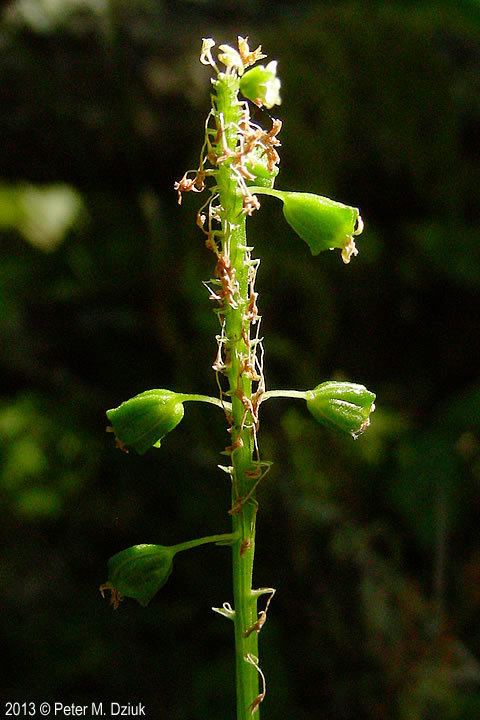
(99, 582), (123, 610)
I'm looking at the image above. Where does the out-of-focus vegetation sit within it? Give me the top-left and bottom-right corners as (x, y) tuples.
(1, 2), (479, 718)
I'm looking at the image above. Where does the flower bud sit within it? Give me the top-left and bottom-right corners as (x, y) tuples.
(218, 43), (244, 73)
(106, 389), (184, 455)
(239, 61), (281, 108)
(306, 381), (376, 438)
(104, 544), (175, 607)
(280, 192), (363, 263)
(245, 149), (279, 188)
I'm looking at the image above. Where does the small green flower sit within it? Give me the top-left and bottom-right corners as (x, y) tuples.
(106, 389), (185, 454)
(306, 381), (376, 438)
(240, 61), (281, 108)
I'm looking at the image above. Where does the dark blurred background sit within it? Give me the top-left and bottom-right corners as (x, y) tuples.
(1, 1), (480, 718)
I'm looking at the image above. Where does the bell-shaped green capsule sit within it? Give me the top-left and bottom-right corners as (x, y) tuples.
(250, 188), (363, 263)
(103, 544), (175, 607)
(281, 193), (363, 263)
(106, 389), (184, 454)
(306, 381), (376, 438)
(100, 532), (237, 608)
(239, 60), (281, 108)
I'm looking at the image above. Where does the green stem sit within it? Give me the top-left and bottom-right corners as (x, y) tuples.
(214, 73), (262, 719)
(260, 389), (308, 402)
(181, 394), (232, 411)
(172, 532), (238, 554)
(248, 186), (285, 200)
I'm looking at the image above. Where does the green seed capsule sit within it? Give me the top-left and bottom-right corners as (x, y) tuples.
(306, 381), (376, 438)
(106, 389), (184, 455)
(239, 61), (281, 108)
(281, 192), (363, 263)
(105, 544), (175, 607)
(250, 188), (363, 263)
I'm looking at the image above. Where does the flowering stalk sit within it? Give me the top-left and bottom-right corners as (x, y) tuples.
(101, 36), (375, 719)
(209, 70), (266, 720)
(177, 38), (276, 716)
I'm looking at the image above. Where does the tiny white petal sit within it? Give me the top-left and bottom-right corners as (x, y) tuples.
(264, 78), (281, 108)
(341, 236), (358, 264)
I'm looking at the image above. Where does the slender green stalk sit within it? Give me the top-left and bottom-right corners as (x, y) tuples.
(212, 72), (263, 719)
(261, 389), (309, 402)
(181, 394), (232, 411)
(172, 532), (238, 554)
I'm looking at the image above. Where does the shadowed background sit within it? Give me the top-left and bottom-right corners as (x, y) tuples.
(1, 1), (480, 718)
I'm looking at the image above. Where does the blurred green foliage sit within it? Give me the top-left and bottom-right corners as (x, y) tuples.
(1, 1), (479, 718)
